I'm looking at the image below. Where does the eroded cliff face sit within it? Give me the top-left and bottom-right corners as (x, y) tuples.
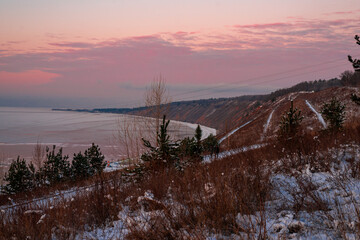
(130, 96), (266, 132)
(131, 86), (359, 137)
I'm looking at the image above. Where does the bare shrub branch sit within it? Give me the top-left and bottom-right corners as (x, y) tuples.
(144, 75), (172, 144)
(32, 140), (45, 170)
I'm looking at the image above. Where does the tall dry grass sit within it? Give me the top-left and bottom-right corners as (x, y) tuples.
(1, 118), (360, 239)
(112, 115), (146, 163)
(0, 147), (272, 239)
(0, 152), (7, 186)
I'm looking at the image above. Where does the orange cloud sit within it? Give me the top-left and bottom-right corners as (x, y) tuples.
(0, 70), (60, 86)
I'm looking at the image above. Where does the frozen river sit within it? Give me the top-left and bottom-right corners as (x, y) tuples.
(0, 107), (216, 166)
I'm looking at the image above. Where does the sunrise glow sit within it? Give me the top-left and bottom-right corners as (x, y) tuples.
(1, 0), (359, 107)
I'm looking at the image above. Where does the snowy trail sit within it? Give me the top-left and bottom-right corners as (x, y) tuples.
(203, 143), (266, 163)
(261, 110), (275, 141)
(305, 100), (327, 128)
(263, 110), (275, 134)
(219, 120), (253, 143)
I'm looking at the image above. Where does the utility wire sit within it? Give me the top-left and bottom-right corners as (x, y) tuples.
(174, 59), (348, 101)
(171, 57), (345, 99)
(113, 56), (347, 107)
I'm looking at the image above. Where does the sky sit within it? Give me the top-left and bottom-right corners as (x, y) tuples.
(0, 0), (359, 108)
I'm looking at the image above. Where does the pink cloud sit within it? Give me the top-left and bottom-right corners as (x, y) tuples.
(233, 22), (293, 29)
(0, 14), (359, 107)
(49, 42), (93, 49)
(323, 9), (360, 16)
(0, 70), (60, 86)
(228, 16), (360, 50)
(129, 35), (160, 41)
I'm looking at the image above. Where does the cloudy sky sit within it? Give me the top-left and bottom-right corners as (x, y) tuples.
(0, 0), (359, 108)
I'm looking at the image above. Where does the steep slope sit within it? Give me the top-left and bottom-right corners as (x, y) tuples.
(98, 78), (344, 131)
(220, 87), (360, 149)
(60, 73), (358, 133)
(130, 96), (265, 132)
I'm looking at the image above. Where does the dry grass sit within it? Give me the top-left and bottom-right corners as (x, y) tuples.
(1, 119), (360, 239)
(0, 171), (130, 239)
(112, 115), (146, 162)
(0, 148), (272, 239)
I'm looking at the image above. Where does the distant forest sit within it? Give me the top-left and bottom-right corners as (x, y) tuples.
(56, 70), (359, 115)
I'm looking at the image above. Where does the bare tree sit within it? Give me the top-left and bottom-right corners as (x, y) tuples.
(32, 140), (45, 169)
(112, 115), (147, 163)
(0, 152), (6, 185)
(112, 75), (172, 163)
(144, 75), (172, 144)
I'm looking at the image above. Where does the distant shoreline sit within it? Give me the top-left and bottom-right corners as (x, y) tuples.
(52, 107), (139, 114)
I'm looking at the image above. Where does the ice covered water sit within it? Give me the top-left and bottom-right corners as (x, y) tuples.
(0, 107), (215, 163)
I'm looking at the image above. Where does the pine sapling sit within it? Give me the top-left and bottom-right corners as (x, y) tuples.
(278, 100), (304, 138)
(321, 98), (346, 130)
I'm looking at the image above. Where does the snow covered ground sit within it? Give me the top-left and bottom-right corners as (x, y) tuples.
(72, 144), (360, 239)
(263, 110), (275, 135)
(2, 134), (360, 239)
(203, 143), (266, 163)
(170, 120), (216, 140)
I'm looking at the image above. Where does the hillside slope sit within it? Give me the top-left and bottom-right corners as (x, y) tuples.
(219, 86), (360, 149)
(90, 77), (346, 130)
(130, 95), (266, 132)
(60, 74), (358, 133)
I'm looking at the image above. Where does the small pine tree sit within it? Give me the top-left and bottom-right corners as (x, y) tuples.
(178, 136), (203, 161)
(321, 98), (346, 130)
(141, 115), (179, 165)
(179, 137), (195, 157)
(195, 125), (202, 143)
(2, 157), (35, 194)
(278, 100), (304, 138)
(202, 134), (220, 157)
(71, 152), (91, 179)
(85, 143), (106, 175)
(194, 125), (203, 156)
(157, 116), (172, 162)
(42, 146), (71, 184)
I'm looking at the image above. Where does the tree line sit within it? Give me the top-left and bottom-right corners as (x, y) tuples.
(2, 144), (106, 194)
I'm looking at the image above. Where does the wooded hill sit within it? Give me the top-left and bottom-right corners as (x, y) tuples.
(58, 71), (359, 132)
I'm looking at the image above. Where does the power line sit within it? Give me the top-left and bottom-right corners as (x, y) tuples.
(171, 57), (346, 99)
(174, 59), (348, 101)
(114, 56), (347, 107)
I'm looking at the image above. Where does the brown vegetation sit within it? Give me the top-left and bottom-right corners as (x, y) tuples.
(1, 116), (359, 239)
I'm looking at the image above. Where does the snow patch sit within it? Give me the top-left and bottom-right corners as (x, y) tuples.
(305, 100), (327, 128)
(203, 143), (266, 163)
(205, 109), (216, 118)
(263, 110), (275, 136)
(219, 120), (253, 143)
(171, 120), (216, 140)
